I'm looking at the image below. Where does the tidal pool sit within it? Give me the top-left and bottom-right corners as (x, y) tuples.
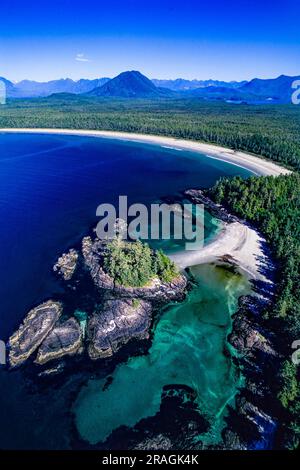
(74, 263), (251, 445)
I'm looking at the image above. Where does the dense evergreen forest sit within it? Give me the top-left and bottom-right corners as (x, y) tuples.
(1, 97), (299, 448)
(210, 174), (300, 448)
(1, 97), (300, 169)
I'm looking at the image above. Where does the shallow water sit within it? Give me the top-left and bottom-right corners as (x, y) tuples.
(74, 264), (251, 445)
(0, 133), (251, 338)
(0, 133), (252, 449)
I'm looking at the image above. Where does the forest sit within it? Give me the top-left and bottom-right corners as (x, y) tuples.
(103, 239), (178, 287)
(210, 173), (300, 449)
(1, 97), (300, 169)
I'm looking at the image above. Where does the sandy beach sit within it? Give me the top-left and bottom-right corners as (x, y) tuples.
(0, 128), (291, 177)
(170, 222), (270, 283)
(0, 128), (290, 281)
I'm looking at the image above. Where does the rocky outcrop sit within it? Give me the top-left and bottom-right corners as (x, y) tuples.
(222, 429), (247, 450)
(82, 236), (187, 302)
(38, 363), (65, 377)
(9, 230), (187, 370)
(53, 248), (78, 281)
(222, 294), (279, 449)
(229, 312), (277, 358)
(222, 393), (277, 450)
(185, 190), (282, 450)
(88, 299), (152, 359)
(35, 317), (83, 365)
(108, 275), (187, 303)
(127, 385), (209, 451)
(9, 300), (62, 367)
(134, 435), (172, 450)
(184, 189), (239, 223)
(82, 236), (114, 289)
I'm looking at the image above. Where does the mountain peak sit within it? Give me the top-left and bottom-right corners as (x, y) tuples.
(87, 70), (171, 98)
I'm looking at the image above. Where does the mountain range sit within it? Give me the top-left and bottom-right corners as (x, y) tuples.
(1, 71), (299, 103)
(3, 77), (110, 97)
(152, 78), (247, 90)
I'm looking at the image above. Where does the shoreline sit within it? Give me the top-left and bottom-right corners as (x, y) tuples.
(1, 128), (282, 449)
(0, 127), (287, 282)
(170, 221), (270, 283)
(0, 128), (291, 177)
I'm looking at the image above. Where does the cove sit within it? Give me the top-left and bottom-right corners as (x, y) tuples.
(74, 264), (251, 445)
(0, 132), (251, 338)
(0, 132), (253, 449)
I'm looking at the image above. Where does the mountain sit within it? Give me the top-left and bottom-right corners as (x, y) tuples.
(152, 78), (247, 91)
(5, 77), (110, 98)
(0, 77), (15, 95)
(2, 72), (299, 103)
(185, 75), (300, 103)
(88, 71), (174, 98)
(239, 75), (300, 102)
(0, 77), (14, 88)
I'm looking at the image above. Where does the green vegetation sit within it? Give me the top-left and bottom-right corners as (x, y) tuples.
(1, 98), (300, 169)
(153, 249), (179, 283)
(278, 361), (298, 409)
(2, 97), (300, 447)
(210, 174), (300, 448)
(132, 299), (141, 309)
(103, 239), (178, 287)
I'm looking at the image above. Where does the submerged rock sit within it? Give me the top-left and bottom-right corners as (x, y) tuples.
(38, 362), (65, 377)
(134, 434), (172, 450)
(9, 300), (62, 367)
(88, 299), (152, 360)
(53, 248), (78, 281)
(36, 317), (83, 365)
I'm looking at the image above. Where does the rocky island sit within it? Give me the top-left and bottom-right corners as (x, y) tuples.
(9, 301), (63, 367)
(88, 299), (152, 360)
(8, 234), (187, 368)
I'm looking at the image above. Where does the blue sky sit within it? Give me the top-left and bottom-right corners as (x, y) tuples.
(1, 0), (300, 82)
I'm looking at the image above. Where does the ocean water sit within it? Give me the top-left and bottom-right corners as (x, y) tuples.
(0, 133), (252, 449)
(74, 264), (250, 446)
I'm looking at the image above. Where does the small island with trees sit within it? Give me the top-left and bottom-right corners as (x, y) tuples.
(8, 233), (187, 368)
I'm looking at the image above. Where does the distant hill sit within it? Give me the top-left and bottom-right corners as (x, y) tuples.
(185, 85), (257, 102)
(88, 71), (174, 98)
(0, 76), (14, 88)
(152, 78), (247, 91)
(238, 75), (300, 102)
(185, 74), (300, 103)
(4, 77), (110, 98)
(0, 77), (15, 95)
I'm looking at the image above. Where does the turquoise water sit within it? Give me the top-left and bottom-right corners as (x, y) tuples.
(0, 133), (253, 449)
(0, 133), (249, 338)
(74, 264), (251, 445)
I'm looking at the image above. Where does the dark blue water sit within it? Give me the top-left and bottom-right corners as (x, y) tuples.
(0, 133), (252, 449)
(0, 133), (251, 338)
